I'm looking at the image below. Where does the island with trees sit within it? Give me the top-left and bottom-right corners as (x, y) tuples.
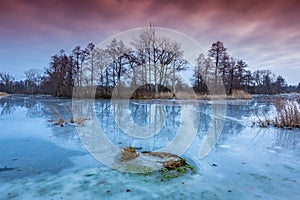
(1, 28), (299, 99)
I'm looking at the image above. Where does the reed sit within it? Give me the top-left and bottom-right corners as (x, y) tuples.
(227, 90), (252, 100)
(272, 98), (300, 129)
(50, 106), (65, 127)
(0, 92), (9, 97)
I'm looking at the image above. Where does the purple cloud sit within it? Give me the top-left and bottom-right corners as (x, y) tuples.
(0, 0), (299, 84)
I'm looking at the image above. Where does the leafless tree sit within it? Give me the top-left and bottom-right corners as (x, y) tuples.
(0, 72), (15, 93)
(131, 26), (187, 96)
(24, 68), (42, 94)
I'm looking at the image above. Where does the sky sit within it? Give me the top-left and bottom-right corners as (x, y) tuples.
(0, 0), (299, 85)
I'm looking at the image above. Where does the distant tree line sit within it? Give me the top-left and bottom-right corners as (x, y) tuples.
(1, 28), (299, 97)
(0, 69), (43, 95)
(191, 41), (299, 95)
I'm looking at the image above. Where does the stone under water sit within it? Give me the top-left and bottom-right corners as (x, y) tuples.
(117, 147), (194, 176)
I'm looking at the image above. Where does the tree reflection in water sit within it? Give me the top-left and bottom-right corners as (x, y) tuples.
(0, 95), (299, 154)
(274, 129), (300, 150)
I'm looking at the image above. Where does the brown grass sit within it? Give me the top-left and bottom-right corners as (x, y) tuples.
(162, 158), (187, 170)
(272, 98), (300, 129)
(195, 90), (252, 100)
(133, 91), (227, 100)
(50, 106), (65, 127)
(254, 98), (300, 129)
(130, 91), (197, 100)
(120, 147), (139, 161)
(142, 151), (180, 158)
(74, 117), (88, 125)
(50, 105), (88, 127)
(196, 94), (226, 100)
(176, 92), (198, 100)
(155, 92), (173, 99)
(253, 112), (272, 128)
(131, 92), (173, 100)
(110, 89), (252, 100)
(54, 118), (65, 127)
(227, 90), (252, 100)
(0, 92), (9, 98)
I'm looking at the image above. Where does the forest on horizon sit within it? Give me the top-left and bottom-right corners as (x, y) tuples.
(1, 27), (300, 98)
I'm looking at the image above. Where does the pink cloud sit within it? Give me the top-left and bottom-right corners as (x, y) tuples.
(0, 0), (299, 84)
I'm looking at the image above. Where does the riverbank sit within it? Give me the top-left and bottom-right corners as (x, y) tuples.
(1, 94), (299, 199)
(129, 90), (252, 100)
(0, 92), (9, 98)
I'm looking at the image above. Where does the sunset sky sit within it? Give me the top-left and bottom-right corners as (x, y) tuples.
(1, 0), (299, 84)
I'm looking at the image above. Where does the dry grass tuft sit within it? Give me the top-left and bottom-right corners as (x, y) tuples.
(120, 147), (139, 161)
(227, 90), (252, 100)
(195, 90), (251, 100)
(142, 151), (180, 158)
(50, 105), (88, 127)
(196, 94), (227, 100)
(117, 89), (251, 100)
(54, 118), (65, 127)
(175, 92), (197, 100)
(154, 92), (173, 99)
(162, 158), (187, 170)
(50, 106), (65, 127)
(272, 98), (300, 129)
(254, 98), (300, 129)
(0, 92), (9, 98)
(254, 112), (272, 128)
(74, 117), (88, 125)
(132, 91), (197, 100)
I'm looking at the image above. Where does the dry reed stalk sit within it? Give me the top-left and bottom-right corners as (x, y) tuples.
(228, 90), (252, 99)
(0, 92), (9, 97)
(50, 106), (65, 126)
(272, 98), (300, 129)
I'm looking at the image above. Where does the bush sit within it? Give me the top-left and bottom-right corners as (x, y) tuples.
(228, 90), (252, 99)
(273, 98), (300, 128)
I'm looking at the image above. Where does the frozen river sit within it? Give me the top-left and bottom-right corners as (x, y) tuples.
(0, 95), (299, 199)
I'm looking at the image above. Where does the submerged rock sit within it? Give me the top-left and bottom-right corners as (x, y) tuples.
(163, 159), (187, 170)
(117, 147), (195, 178)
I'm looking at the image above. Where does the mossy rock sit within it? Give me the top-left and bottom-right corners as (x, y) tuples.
(120, 147), (139, 161)
(117, 147), (195, 179)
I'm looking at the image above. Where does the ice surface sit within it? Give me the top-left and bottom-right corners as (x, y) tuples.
(0, 95), (299, 199)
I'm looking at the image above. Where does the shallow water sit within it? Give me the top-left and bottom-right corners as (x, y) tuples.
(0, 95), (299, 199)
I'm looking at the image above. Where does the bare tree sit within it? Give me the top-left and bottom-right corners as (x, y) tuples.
(192, 53), (211, 94)
(131, 26), (187, 97)
(0, 72), (15, 93)
(252, 69), (276, 94)
(235, 59), (248, 90)
(208, 41), (227, 94)
(227, 57), (236, 95)
(84, 43), (96, 87)
(275, 75), (286, 93)
(105, 39), (131, 86)
(72, 45), (86, 88)
(24, 68), (42, 94)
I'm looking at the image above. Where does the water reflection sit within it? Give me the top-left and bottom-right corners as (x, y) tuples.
(0, 95), (59, 118)
(274, 129), (300, 150)
(0, 96), (16, 115)
(0, 95), (79, 141)
(93, 100), (182, 151)
(0, 95), (299, 154)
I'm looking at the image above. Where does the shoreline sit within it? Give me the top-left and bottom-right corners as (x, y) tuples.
(0, 92), (9, 98)
(3, 92), (300, 100)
